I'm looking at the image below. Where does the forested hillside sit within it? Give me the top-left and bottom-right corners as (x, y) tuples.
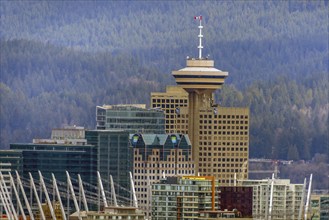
(0, 40), (166, 146)
(217, 74), (328, 160)
(0, 1), (328, 161)
(1, 1), (327, 85)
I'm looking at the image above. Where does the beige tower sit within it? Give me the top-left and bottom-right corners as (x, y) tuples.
(152, 17), (249, 185)
(151, 86), (188, 133)
(151, 84), (249, 185)
(172, 57), (228, 158)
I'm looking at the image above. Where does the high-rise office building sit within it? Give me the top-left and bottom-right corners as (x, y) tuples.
(151, 18), (249, 185)
(85, 129), (132, 195)
(96, 104), (165, 134)
(130, 133), (195, 218)
(151, 86), (188, 133)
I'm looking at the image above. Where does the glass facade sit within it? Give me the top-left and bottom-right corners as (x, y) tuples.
(96, 105), (165, 134)
(9, 143), (97, 184)
(85, 130), (133, 196)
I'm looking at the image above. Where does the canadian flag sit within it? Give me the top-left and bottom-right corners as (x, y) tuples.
(194, 16), (202, 20)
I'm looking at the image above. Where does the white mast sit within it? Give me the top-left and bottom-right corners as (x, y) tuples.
(16, 171), (34, 220)
(52, 173), (67, 220)
(0, 171), (18, 220)
(0, 189), (11, 220)
(78, 174), (89, 212)
(0, 173), (15, 220)
(66, 171), (82, 220)
(38, 171), (56, 220)
(97, 171), (108, 208)
(110, 175), (118, 207)
(8, 173), (26, 220)
(29, 172), (46, 220)
(304, 174), (313, 220)
(129, 172), (138, 208)
(194, 15), (203, 59)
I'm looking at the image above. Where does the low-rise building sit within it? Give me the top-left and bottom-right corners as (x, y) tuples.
(240, 178), (304, 220)
(152, 176), (218, 220)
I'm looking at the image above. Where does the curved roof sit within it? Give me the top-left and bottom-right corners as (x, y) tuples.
(177, 67), (224, 72)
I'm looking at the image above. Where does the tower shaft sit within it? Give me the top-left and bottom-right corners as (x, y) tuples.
(188, 91), (212, 163)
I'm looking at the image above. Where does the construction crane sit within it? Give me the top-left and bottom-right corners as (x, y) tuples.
(236, 158), (294, 185)
(248, 158), (293, 179)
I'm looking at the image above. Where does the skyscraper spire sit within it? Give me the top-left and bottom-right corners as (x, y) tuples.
(194, 15), (203, 59)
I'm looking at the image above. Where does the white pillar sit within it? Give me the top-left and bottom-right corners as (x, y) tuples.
(52, 173), (66, 220)
(29, 172), (45, 220)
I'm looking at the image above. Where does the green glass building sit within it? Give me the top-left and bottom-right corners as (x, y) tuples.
(85, 130), (133, 196)
(96, 104), (165, 134)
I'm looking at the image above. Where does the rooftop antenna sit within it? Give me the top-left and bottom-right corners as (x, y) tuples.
(194, 15), (203, 59)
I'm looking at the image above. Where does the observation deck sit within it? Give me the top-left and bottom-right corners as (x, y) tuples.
(172, 58), (228, 92)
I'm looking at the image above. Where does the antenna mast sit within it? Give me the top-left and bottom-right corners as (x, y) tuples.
(194, 15), (203, 59)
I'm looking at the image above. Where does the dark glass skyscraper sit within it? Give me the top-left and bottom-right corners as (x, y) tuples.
(85, 130), (132, 196)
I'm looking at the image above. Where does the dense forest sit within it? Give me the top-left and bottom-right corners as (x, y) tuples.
(1, 1), (327, 85)
(0, 1), (328, 163)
